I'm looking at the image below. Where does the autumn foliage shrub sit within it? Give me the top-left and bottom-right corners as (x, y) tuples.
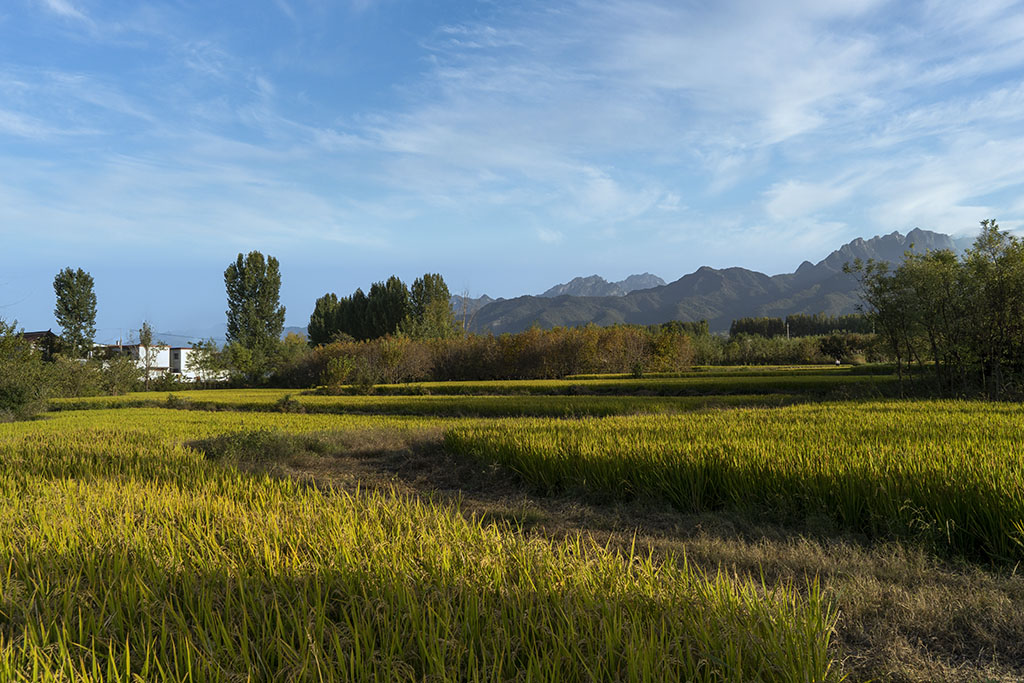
(291, 325), (696, 388)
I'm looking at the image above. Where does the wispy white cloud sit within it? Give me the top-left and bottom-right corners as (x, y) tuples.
(272, 0), (297, 22)
(0, 109), (66, 139)
(535, 227), (564, 244)
(0, 150), (386, 252)
(764, 179), (858, 221)
(349, 0), (379, 13)
(38, 0), (88, 22)
(6, 0), (1024, 304)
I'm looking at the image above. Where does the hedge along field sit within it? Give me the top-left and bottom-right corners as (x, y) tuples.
(0, 410), (838, 681)
(445, 400), (1024, 564)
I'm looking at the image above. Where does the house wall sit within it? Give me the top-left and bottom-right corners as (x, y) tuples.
(170, 348), (201, 380)
(131, 345), (171, 377)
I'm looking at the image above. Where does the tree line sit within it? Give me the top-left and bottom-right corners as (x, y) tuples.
(307, 273), (458, 345)
(729, 313), (872, 338)
(848, 219), (1024, 397)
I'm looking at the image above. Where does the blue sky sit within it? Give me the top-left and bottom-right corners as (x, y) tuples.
(2, 0), (1024, 341)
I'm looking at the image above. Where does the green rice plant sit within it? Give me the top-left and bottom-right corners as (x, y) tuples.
(446, 400), (1024, 563)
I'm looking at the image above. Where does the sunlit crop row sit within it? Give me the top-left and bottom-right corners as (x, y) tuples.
(446, 400), (1024, 563)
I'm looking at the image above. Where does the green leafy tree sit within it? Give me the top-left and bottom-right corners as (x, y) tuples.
(406, 273), (457, 339)
(138, 321), (157, 390)
(0, 319), (50, 420)
(847, 219), (1024, 397)
(347, 289), (370, 340)
(367, 276), (409, 338)
(846, 257), (919, 386)
(308, 293), (340, 346)
(224, 252), (286, 382)
(898, 249), (968, 393)
(277, 332), (309, 366)
(53, 267), (97, 358)
(959, 220), (1024, 394)
(729, 317), (786, 338)
(186, 338), (224, 386)
(97, 355), (142, 396)
(819, 333), (850, 362)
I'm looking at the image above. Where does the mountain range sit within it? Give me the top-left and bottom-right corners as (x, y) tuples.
(540, 273), (666, 298)
(465, 228), (975, 334)
(137, 228), (974, 344)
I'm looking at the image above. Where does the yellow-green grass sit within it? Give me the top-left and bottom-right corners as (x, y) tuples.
(0, 410), (837, 681)
(446, 400), (1024, 563)
(565, 364), (856, 379)
(357, 373), (896, 396)
(50, 390), (803, 418)
(50, 388), (301, 409)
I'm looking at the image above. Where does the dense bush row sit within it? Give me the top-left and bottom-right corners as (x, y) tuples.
(276, 324), (693, 387)
(0, 321), (161, 420)
(271, 325), (881, 388)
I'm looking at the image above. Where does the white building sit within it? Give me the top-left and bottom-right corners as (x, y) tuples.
(97, 344), (215, 382)
(130, 344), (171, 378)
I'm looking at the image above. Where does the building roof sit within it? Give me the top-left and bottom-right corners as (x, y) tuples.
(21, 330), (58, 341)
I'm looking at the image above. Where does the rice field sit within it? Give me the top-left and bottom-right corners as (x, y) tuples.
(4, 366), (1024, 679)
(446, 400), (1024, 563)
(355, 372), (896, 396)
(50, 389), (802, 417)
(0, 405), (837, 681)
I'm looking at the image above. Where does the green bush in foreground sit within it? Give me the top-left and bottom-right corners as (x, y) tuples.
(0, 323), (50, 421)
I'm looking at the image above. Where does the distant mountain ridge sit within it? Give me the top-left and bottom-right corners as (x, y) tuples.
(450, 294), (503, 319)
(541, 273), (666, 298)
(469, 228), (974, 334)
(450, 273), (665, 318)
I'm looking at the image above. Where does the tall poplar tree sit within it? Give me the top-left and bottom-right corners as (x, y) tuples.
(408, 273), (457, 339)
(53, 267), (97, 358)
(224, 252), (286, 380)
(367, 276), (409, 338)
(307, 293), (340, 346)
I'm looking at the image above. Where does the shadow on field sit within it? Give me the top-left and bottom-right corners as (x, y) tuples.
(189, 428), (1024, 683)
